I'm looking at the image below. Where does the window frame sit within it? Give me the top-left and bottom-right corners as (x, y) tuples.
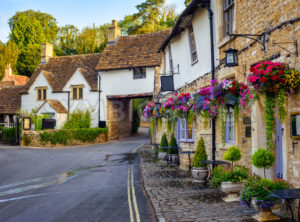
(133, 68), (146, 79)
(71, 85), (84, 100)
(168, 46), (174, 74)
(223, 0), (235, 37)
(225, 108), (235, 144)
(36, 87), (47, 101)
(177, 119), (194, 142)
(187, 24), (198, 65)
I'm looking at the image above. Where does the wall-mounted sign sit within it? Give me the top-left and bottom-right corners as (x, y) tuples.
(160, 75), (174, 92)
(23, 117), (31, 130)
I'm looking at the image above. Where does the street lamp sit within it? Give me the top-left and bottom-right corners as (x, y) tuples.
(224, 48), (238, 67)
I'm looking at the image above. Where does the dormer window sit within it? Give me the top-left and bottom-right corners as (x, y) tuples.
(36, 87), (47, 101)
(133, 68), (146, 79)
(71, 85), (83, 100)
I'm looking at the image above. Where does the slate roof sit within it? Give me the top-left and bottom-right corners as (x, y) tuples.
(22, 53), (102, 93)
(96, 30), (171, 71)
(47, 100), (67, 113)
(0, 86), (24, 114)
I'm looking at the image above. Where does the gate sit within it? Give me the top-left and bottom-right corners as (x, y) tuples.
(0, 120), (20, 145)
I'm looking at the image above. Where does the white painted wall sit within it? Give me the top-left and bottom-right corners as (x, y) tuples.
(164, 4), (219, 90)
(100, 68), (155, 96)
(21, 69), (104, 128)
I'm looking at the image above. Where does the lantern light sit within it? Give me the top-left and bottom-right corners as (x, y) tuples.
(225, 48), (238, 67)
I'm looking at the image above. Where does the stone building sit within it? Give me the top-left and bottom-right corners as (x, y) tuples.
(0, 64), (29, 88)
(153, 0), (300, 194)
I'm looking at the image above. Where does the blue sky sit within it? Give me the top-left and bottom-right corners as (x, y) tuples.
(0, 0), (185, 43)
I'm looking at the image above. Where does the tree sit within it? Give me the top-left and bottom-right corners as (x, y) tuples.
(8, 10), (58, 76)
(0, 42), (6, 79)
(17, 44), (40, 76)
(193, 137), (208, 168)
(184, 0), (192, 6)
(56, 25), (79, 55)
(252, 148), (275, 179)
(223, 145), (242, 169)
(3, 41), (19, 73)
(168, 133), (178, 154)
(160, 133), (168, 152)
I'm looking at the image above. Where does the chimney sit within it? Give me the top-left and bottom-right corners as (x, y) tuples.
(41, 43), (53, 64)
(108, 20), (121, 45)
(4, 64), (12, 77)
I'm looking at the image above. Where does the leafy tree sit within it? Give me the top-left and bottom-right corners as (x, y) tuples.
(193, 137), (208, 168)
(184, 0), (192, 6)
(223, 145), (242, 169)
(56, 25), (79, 56)
(0, 42), (5, 79)
(16, 44), (40, 76)
(3, 41), (19, 73)
(252, 148), (275, 179)
(160, 133), (168, 152)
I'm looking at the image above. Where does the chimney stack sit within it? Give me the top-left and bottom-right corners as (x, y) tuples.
(4, 64), (12, 77)
(41, 43), (53, 64)
(108, 20), (121, 45)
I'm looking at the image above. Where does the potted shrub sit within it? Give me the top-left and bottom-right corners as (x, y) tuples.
(158, 133), (168, 161)
(252, 148), (275, 179)
(168, 133), (179, 165)
(220, 146), (245, 202)
(240, 176), (289, 222)
(192, 137), (208, 183)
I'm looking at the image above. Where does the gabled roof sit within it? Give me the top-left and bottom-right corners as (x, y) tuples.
(22, 53), (102, 93)
(96, 30), (171, 71)
(158, 0), (207, 52)
(46, 100), (67, 113)
(11, 75), (29, 85)
(0, 86), (24, 114)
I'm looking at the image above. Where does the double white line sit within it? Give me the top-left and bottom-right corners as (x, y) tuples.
(127, 144), (143, 222)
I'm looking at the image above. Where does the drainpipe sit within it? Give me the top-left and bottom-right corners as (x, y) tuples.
(67, 91), (70, 119)
(98, 72), (102, 127)
(204, 0), (216, 166)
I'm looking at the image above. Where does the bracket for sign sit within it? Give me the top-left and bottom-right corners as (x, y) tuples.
(272, 40), (298, 57)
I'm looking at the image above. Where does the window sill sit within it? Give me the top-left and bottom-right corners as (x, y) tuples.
(71, 99), (83, 100)
(218, 36), (232, 48)
(179, 140), (194, 143)
(191, 59), (198, 66)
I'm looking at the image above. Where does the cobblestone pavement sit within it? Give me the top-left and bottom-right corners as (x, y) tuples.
(139, 146), (258, 222)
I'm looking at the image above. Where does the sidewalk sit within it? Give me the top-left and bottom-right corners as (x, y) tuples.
(139, 145), (257, 222)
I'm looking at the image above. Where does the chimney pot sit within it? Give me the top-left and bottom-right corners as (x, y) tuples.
(41, 43), (53, 64)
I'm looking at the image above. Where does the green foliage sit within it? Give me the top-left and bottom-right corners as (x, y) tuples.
(0, 41), (19, 79)
(240, 176), (290, 208)
(22, 134), (32, 146)
(264, 93), (275, 149)
(39, 128), (108, 145)
(278, 88), (286, 122)
(166, 118), (172, 134)
(63, 110), (91, 129)
(168, 133), (178, 154)
(16, 44), (41, 76)
(160, 133), (168, 152)
(223, 145), (241, 168)
(184, 0), (192, 6)
(0, 126), (16, 142)
(210, 166), (249, 187)
(252, 148), (275, 179)
(193, 137), (208, 168)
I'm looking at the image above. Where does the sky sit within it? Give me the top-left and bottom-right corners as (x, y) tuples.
(0, 0), (185, 43)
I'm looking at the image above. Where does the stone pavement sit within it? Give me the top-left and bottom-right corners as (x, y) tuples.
(139, 145), (257, 222)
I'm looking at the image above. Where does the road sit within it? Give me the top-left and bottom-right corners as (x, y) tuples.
(0, 134), (154, 222)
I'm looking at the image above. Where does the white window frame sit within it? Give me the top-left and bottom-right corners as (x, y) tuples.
(187, 24), (198, 65)
(225, 108), (235, 144)
(177, 119), (194, 142)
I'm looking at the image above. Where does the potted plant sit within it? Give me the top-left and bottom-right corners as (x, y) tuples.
(220, 146), (245, 202)
(252, 148), (275, 179)
(168, 133), (179, 165)
(192, 137), (208, 183)
(240, 176), (289, 222)
(158, 133), (168, 161)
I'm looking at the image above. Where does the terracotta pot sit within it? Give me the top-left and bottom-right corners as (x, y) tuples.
(221, 181), (244, 202)
(192, 167), (208, 183)
(158, 152), (168, 161)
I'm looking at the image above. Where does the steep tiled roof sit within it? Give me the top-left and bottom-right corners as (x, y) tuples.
(11, 75), (29, 85)
(0, 86), (24, 114)
(22, 53), (102, 93)
(47, 100), (67, 113)
(96, 30), (171, 71)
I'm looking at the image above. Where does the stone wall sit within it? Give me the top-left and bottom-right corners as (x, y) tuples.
(106, 98), (132, 140)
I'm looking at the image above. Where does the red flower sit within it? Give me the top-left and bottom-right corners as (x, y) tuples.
(232, 81), (236, 86)
(271, 75), (280, 81)
(260, 77), (267, 83)
(250, 67), (255, 72)
(278, 70), (284, 75)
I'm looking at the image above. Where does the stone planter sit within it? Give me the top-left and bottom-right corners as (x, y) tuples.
(192, 167), (208, 183)
(221, 181), (244, 202)
(169, 154), (179, 165)
(250, 198), (280, 222)
(158, 152), (168, 161)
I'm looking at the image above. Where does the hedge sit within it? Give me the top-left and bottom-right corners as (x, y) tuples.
(39, 128), (108, 145)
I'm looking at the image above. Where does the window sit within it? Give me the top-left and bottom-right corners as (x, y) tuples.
(178, 119), (193, 142)
(133, 68), (146, 79)
(225, 109), (235, 143)
(71, 85), (83, 100)
(168, 46), (174, 74)
(223, 0), (234, 37)
(36, 87), (47, 101)
(188, 24), (198, 64)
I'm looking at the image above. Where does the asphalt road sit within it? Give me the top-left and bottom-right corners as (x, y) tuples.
(0, 134), (154, 222)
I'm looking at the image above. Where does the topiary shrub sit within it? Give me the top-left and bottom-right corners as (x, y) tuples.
(223, 145), (241, 169)
(193, 137), (208, 168)
(168, 133), (178, 154)
(160, 133), (168, 152)
(252, 148), (275, 179)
